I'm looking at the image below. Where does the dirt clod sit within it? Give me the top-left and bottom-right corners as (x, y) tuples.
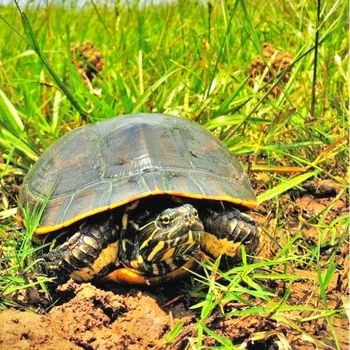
(0, 309), (80, 350)
(70, 41), (104, 85)
(248, 42), (293, 97)
(0, 282), (169, 350)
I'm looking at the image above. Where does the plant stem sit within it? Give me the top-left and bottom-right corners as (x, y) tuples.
(310, 0), (321, 120)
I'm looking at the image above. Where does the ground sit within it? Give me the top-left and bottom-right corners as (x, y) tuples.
(0, 179), (348, 349)
(0, 272), (348, 349)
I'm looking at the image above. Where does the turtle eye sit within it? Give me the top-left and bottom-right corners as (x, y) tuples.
(159, 213), (172, 227)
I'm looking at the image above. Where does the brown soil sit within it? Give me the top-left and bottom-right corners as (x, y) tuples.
(1, 179), (348, 349)
(1, 276), (348, 349)
(0, 281), (170, 350)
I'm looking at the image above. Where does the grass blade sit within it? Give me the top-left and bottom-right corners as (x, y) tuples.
(14, 1), (89, 119)
(0, 89), (24, 135)
(257, 170), (320, 204)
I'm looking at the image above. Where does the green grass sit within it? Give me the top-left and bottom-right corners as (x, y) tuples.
(0, 202), (52, 309)
(0, 0), (348, 348)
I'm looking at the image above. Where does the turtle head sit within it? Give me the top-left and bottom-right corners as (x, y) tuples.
(120, 204), (203, 276)
(153, 204), (203, 239)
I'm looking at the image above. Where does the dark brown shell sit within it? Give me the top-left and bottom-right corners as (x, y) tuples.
(19, 114), (256, 234)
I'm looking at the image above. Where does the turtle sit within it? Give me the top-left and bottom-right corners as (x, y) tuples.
(18, 113), (259, 285)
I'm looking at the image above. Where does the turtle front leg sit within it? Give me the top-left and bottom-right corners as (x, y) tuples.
(40, 215), (120, 284)
(200, 207), (259, 262)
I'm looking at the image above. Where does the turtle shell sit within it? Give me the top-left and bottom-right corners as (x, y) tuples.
(18, 113), (257, 234)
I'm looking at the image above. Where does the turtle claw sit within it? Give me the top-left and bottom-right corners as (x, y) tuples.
(201, 207), (259, 261)
(37, 250), (73, 285)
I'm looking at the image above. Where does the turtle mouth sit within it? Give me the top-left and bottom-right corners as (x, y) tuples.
(126, 228), (202, 277)
(157, 219), (203, 239)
